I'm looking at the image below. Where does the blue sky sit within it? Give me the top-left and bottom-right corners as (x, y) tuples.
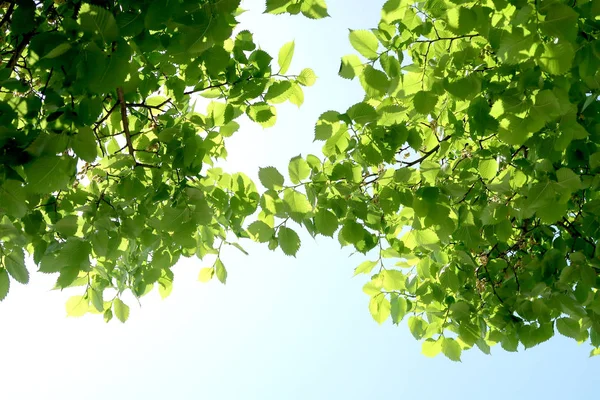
(0, 1), (597, 398)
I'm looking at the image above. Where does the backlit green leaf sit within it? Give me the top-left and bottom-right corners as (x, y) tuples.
(441, 337), (462, 361)
(0, 269), (9, 301)
(278, 226), (301, 256)
(288, 155), (311, 184)
(66, 296), (88, 317)
(369, 294), (391, 324)
(297, 68), (317, 86)
(259, 167), (285, 190)
(278, 41), (295, 74)
(349, 29), (379, 59)
(113, 298), (130, 323)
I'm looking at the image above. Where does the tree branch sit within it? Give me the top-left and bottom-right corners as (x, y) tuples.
(126, 98), (171, 110)
(415, 34), (479, 44)
(6, 31), (34, 71)
(0, 2), (15, 31)
(116, 87), (135, 156)
(95, 102), (119, 128)
(183, 75), (253, 95)
(398, 135), (452, 167)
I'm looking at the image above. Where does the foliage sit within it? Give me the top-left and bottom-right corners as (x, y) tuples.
(274, 0), (600, 360)
(0, 0), (320, 321)
(2, 0), (600, 361)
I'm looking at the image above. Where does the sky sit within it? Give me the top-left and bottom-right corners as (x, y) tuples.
(0, 1), (597, 399)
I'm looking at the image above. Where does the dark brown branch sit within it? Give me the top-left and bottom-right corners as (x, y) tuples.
(126, 98), (171, 110)
(7, 31), (34, 71)
(455, 181), (477, 204)
(184, 81), (232, 95)
(95, 102), (119, 127)
(398, 135), (452, 167)
(134, 162), (159, 169)
(183, 75), (253, 95)
(116, 87), (135, 156)
(0, 2), (15, 30)
(557, 218), (597, 250)
(421, 42), (432, 88)
(511, 145), (527, 159)
(415, 34), (479, 44)
(40, 67), (53, 95)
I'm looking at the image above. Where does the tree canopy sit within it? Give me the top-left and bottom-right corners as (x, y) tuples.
(1, 0), (600, 360)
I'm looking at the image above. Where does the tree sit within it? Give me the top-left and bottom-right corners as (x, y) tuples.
(1, 0), (600, 360)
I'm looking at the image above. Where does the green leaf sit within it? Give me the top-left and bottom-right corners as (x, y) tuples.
(288, 155), (311, 184)
(540, 4), (578, 41)
(78, 4), (119, 43)
(0, 269), (9, 301)
(314, 110), (341, 140)
(259, 166), (285, 190)
(113, 298), (130, 323)
(441, 337), (462, 361)
(556, 317), (582, 340)
(297, 68), (317, 86)
(414, 229), (439, 247)
(539, 42), (574, 75)
(265, 0), (292, 14)
(0, 180), (28, 218)
(556, 168), (582, 192)
(4, 249), (29, 284)
(283, 188), (312, 214)
(413, 91), (438, 114)
(379, 53), (401, 79)
(278, 226), (301, 256)
(446, 7), (477, 35)
(339, 54), (363, 80)
(408, 316), (427, 339)
(390, 295), (407, 324)
(158, 276), (173, 299)
(369, 294), (391, 324)
(300, 0), (329, 19)
(360, 65), (389, 97)
(90, 289), (104, 312)
(349, 29), (379, 59)
(346, 102), (377, 125)
(11, 1), (35, 35)
(278, 41), (295, 74)
(264, 81), (293, 103)
(289, 82), (304, 107)
(247, 102), (277, 127)
(498, 29), (535, 64)
(479, 159), (498, 180)
(24, 156), (72, 194)
(315, 209), (339, 237)
(66, 295), (88, 317)
(422, 338), (442, 357)
(54, 215), (79, 237)
(341, 220), (365, 244)
(199, 267), (215, 282)
(248, 221), (274, 243)
(72, 127), (98, 162)
(215, 259), (227, 284)
(444, 75), (480, 100)
(44, 43), (72, 59)
(354, 260), (378, 276)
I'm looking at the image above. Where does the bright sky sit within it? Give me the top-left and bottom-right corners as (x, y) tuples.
(0, 1), (597, 398)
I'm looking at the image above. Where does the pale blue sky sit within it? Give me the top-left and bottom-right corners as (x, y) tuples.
(0, 1), (597, 399)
